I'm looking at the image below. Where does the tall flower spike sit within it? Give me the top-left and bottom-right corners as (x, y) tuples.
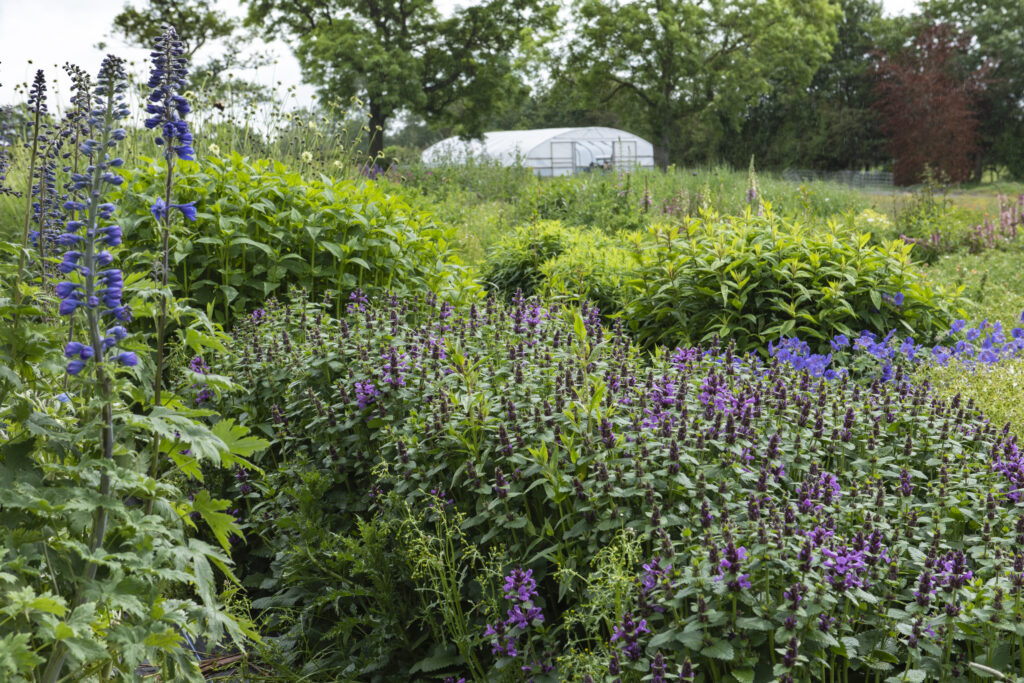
(41, 55), (132, 681)
(54, 55), (134, 374)
(145, 26), (193, 161)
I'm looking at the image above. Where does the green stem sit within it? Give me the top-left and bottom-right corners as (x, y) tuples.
(146, 142), (176, 513)
(14, 99), (43, 316)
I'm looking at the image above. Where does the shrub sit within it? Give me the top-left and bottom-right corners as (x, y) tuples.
(920, 357), (1024, 440)
(479, 220), (577, 298)
(212, 294), (1024, 681)
(624, 208), (963, 354)
(116, 153), (476, 325)
(539, 230), (635, 316)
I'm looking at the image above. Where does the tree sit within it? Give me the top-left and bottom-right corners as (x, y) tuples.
(111, 0), (236, 60)
(570, 0), (842, 167)
(724, 0), (895, 171)
(873, 22), (989, 186)
(923, 0), (1024, 180)
(242, 0), (559, 159)
(109, 0), (274, 107)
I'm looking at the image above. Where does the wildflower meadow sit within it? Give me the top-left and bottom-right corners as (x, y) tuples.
(2, 6), (1024, 683)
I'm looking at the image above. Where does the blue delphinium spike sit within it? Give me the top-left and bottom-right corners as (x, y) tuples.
(145, 27), (194, 161)
(55, 55), (136, 374)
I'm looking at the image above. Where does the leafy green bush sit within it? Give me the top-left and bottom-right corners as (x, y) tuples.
(116, 153), (476, 324)
(539, 230), (635, 316)
(211, 294), (1024, 682)
(479, 220), (576, 298)
(624, 209), (964, 353)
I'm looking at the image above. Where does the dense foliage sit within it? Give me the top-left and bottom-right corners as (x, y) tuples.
(207, 293), (1024, 681)
(116, 153), (475, 323)
(482, 209), (963, 355)
(624, 209), (963, 353)
(481, 220), (632, 316)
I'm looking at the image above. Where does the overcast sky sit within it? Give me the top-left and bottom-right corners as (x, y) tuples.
(0, 0), (923, 110)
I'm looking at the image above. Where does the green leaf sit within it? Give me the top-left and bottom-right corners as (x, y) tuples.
(189, 491), (240, 552)
(702, 638), (735, 660)
(731, 669), (755, 683)
(0, 633), (45, 673)
(210, 419), (270, 468)
(126, 409), (228, 464)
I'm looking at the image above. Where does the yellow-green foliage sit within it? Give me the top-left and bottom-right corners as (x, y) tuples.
(540, 230), (635, 315)
(919, 359), (1024, 439)
(624, 207), (963, 353)
(482, 219), (636, 313)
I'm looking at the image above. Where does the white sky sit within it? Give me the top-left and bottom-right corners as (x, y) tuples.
(0, 0), (923, 110)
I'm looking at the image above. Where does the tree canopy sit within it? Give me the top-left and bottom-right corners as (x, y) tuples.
(242, 0), (559, 158)
(570, 0), (842, 166)
(922, 0), (1024, 179)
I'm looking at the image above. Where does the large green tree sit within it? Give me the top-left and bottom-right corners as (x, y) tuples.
(242, 0), (558, 158)
(923, 0), (1024, 180)
(571, 0), (842, 166)
(724, 0), (896, 171)
(109, 0), (272, 105)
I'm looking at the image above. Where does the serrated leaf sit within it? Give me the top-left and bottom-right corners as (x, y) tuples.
(188, 491), (239, 552)
(210, 419), (269, 468)
(732, 669), (755, 683)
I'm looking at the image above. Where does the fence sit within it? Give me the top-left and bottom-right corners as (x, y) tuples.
(782, 168), (893, 192)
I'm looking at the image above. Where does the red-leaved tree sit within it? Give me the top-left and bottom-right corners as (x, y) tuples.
(873, 23), (989, 186)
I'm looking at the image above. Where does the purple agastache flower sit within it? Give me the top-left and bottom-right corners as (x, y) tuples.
(347, 287), (369, 314)
(821, 545), (867, 591)
(611, 612), (649, 661)
(382, 347), (408, 387)
(353, 380), (379, 409)
(503, 568), (538, 602)
(641, 556), (673, 596)
(818, 614), (836, 633)
(934, 550), (973, 591)
(650, 651), (666, 683)
(483, 619), (518, 657)
(485, 567), (545, 662)
(899, 468), (914, 497)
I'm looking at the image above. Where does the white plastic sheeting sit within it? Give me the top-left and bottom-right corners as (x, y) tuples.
(421, 127), (656, 176)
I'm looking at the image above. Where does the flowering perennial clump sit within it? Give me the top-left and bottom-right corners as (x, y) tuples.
(773, 311), (1024, 384)
(220, 292), (1024, 680)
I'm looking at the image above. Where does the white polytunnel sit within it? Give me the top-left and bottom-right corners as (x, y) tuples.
(421, 127), (656, 176)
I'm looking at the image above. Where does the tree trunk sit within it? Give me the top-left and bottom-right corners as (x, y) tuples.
(368, 101), (387, 160)
(973, 150), (984, 184)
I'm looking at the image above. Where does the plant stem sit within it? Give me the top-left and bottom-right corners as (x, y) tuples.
(146, 146), (175, 513)
(14, 100), (42, 315)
